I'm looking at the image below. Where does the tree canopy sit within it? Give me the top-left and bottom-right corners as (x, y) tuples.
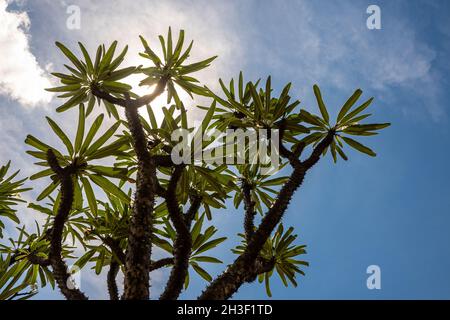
(0, 28), (389, 300)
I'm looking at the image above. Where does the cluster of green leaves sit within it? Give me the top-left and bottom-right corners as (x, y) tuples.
(74, 195), (131, 274)
(233, 164), (288, 215)
(232, 224), (308, 297)
(46, 41), (138, 117)
(0, 225), (59, 300)
(139, 27), (216, 104)
(0, 162), (31, 238)
(118, 102), (238, 220)
(209, 73), (308, 141)
(154, 213), (226, 286)
(0, 162), (53, 299)
(299, 85), (390, 162)
(210, 73), (390, 164)
(25, 104), (130, 215)
(0, 255), (37, 300)
(29, 199), (90, 247)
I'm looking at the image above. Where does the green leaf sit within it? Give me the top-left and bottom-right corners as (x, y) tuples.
(191, 214), (205, 244)
(345, 123), (390, 132)
(102, 81), (132, 93)
(249, 83), (264, 119)
(75, 250), (95, 269)
(99, 41), (118, 74)
(179, 56), (217, 75)
(190, 256), (222, 264)
(86, 95), (96, 116)
(95, 249), (105, 275)
(176, 40), (193, 67)
(28, 203), (53, 215)
(25, 135), (53, 153)
(341, 136), (376, 157)
(146, 105), (158, 129)
(158, 35), (167, 61)
(172, 29), (185, 62)
(330, 140), (337, 163)
(265, 76), (271, 112)
(299, 109), (323, 127)
(89, 174), (130, 203)
(194, 237), (227, 255)
(80, 114), (104, 155)
(46, 117), (73, 156)
(87, 137), (127, 160)
(340, 113), (372, 127)
(104, 101), (120, 120)
(78, 42), (94, 74)
(87, 166), (127, 179)
(337, 89), (362, 123)
(75, 104), (85, 153)
(56, 90), (87, 113)
(313, 85), (329, 124)
(201, 100), (216, 131)
(45, 84), (81, 93)
(335, 144), (348, 161)
(30, 168), (53, 181)
(55, 42), (85, 73)
(105, 67), (137, 82)
(339, 97), (374, 124)
(37, 181), (59, 201)
(109, 45), (129, 71)
(162, 107), (177, 131)
(81, 177), (97, 216)
(166, 27), (173, 64)
(191, 262), (212, 282)
(93, 45), (103, 73)
(139, 36), (162, 66)
(260, 176), (288, 187)
(85, 122), (121, 156)
(265, 273), (272, 297)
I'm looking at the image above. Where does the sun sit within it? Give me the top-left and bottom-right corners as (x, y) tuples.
(126, 77), (193, 125)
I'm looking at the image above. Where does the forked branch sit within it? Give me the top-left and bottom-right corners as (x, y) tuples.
(46, 149), (88, 300)
(91, 79), (167, 299)
(160, 165), (192, 300)
(198, 132), (335, 300)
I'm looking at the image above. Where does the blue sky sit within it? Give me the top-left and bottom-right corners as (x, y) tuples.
(1, 0), (449, 299)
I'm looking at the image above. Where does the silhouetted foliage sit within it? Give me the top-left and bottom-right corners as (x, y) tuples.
(0, 28), (389, 300)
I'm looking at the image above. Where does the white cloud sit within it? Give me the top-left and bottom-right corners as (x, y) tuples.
(54, 0), (245, 121)
(264, 2), (434, 88)
(0, 0), (53, 107)
(244, 1), (441, 119)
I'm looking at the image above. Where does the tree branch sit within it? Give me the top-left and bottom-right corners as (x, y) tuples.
(103, 237), (126, 265)
(122, 103), (156, 300)
(107, 261), (120, 300)
(278, 122), (302, 168)
(198, 131), (335, 300)
(9, 251), (50, 267)
(159, 165), (191, 300)
(242, 180), (256, 242)
(149, 257), (174, 272)
(27, 253), (50, 267)
(46, 149), (88, 300)
(153, 155), (175, 167)
(302, 130), (335, 169)
(90, 77), (168, 109)
(184, 195), (202, 227)
(90, 85), (127, 106)
(132, 77), (168, 108)
(101, 80), (167, 300)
